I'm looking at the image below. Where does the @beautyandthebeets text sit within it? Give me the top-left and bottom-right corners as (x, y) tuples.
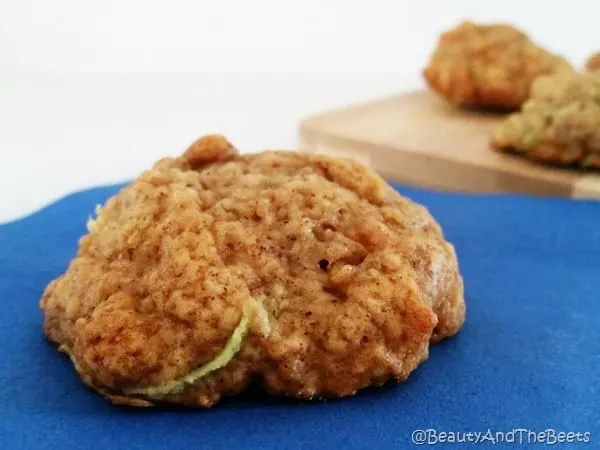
(411, 428), (591, 446)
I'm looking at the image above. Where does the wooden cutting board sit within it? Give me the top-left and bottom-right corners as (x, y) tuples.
(298, 90), (600, 199)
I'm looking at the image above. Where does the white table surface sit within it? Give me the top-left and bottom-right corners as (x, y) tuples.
(0, 71), (422, 223)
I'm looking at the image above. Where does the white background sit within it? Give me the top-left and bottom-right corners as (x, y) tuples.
(1, 0), (598, 222)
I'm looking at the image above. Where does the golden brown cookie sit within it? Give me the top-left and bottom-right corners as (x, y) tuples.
(423, 21), (572, 110)
(491, 71), (600, 168)
(586, 52), (600, 71)
(41, 135), (465, 407)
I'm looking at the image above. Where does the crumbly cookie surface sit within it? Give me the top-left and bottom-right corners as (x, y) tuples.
(41, 135), (465, 407)
(491, 71), (600, 168)
(423, 21), (572, 110)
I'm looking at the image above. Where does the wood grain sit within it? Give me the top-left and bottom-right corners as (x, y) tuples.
(299, 90), (600, 199)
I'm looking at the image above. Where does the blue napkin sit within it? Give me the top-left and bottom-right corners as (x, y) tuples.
(0, 183), (598, 450)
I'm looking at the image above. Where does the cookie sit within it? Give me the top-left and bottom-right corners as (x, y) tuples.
(424, 21), (572, 110)
(491, 71), (600, 168)
(41, 135), (466, 407)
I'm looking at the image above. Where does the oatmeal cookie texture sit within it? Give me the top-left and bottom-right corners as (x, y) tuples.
(40, 135), (466, 407)
(423, 21), (572, 110)
(491, 71), (600, 169)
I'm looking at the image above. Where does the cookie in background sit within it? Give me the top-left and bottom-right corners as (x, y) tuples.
(491, 70), (600, 169)
(423, 21), (572, 111)
(586, 52), (600, 71)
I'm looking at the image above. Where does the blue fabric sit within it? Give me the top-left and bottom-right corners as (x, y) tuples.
(0, 183), (598, 450)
